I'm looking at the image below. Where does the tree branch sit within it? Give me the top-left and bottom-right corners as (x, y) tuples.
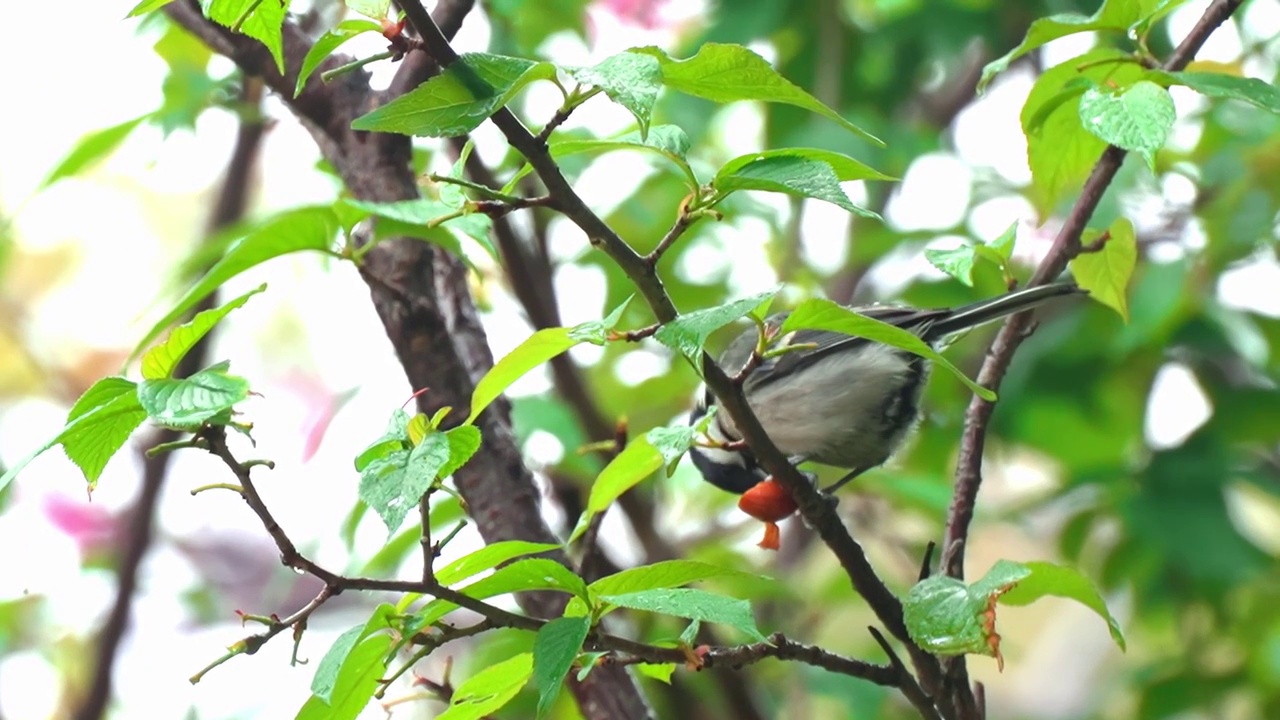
(939, 0), (1245, 714)
(944, 0), (1246, 578)
(195, 426), (895, 688)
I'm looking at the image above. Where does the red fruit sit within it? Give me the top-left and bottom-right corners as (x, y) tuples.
(737, 479), (798, 551)
(737, 479), (798, 522)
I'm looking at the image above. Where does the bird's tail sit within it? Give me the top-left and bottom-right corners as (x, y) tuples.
(925, 282), (1084, 340)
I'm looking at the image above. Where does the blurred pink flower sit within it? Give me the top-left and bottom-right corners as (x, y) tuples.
(44, 493), (118, 554)
(592, 0), (670, 29)
(279, 370), (358, 462)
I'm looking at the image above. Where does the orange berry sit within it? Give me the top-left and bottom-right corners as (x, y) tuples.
(737, 479), (798, 522)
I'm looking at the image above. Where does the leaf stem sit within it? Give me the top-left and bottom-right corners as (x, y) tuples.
(321, 51), (397, 83)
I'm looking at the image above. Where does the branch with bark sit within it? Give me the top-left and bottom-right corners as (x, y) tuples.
(937, 0), (1246, 710)
(186, 425), (897, 689)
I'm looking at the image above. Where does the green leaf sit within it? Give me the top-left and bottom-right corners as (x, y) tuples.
(467, 328), (576, 423)
(69, 376), (140, 422)
(988, 222), (1018, 261)
(436, 653), (533, 720)
(408, 559), (588, 634)
(440, 138), (475, 207)
(567, 296), (633, 345)
(435, 540), (561, 586)
(354, 409), (411, 471)
(599, 588), (767, 642)
(924, 245), (980, 287)
(511, 125), (696, 190)
(567, 52), (662, 138)
(345, 0), (390, 20)
(295, 635), (391, 720)
(62, 390), (148, 488)
(127, 0), (178, 16)
(979, 0), (1161, 90)
(903, 574), (1005, 660)
(568, 436), (662, 543)
(439, 425), (482, 479)
(906, 558), (1124, 668)
(296, 19), (383, 96)
(1150, 69), (1280, 115)
(779, 299), (995, 400)
(645, 424), (698, 467)
(131, 206), (340, 362)
(141, 284), (266, 380)
(566, 418), (701, 540)
(460, 558), (589, 603)
(713, 150), (886, 219)
(309, 604), (395, 703)
(635, 44), (882, 146)
(997, 560), (1125, 651)
(40, 115), (149, 189)
(309, 625), (364, 704)
(1078, 80), (1174, 168)
(592, 559), (763, 596)
(635, 663), (676, 683)
(204, 0), (290, 75)
(352, 52), (558, 136)
(358, 431), (452, 536)
(1020, 49), (1146, 213)
(1023, 77), (1096, 135)
(1, 377), (145, 492)
(928, 225), (1015, 286)
(969, 558), (1033, 599)
(137, 361), (250, 430)
(532, 616), (591, 719)
(565, 559), (767, 617)
(654, 288), (779, 363)
(343, 197), (497, 260)
(362, 217), (476, 268)
(1071, 218), (1137, 321)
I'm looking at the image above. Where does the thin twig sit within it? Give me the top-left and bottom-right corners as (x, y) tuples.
(918, 541), (936, 583)
(869, 627), (942, 720)
(644, 211), (697, 266)
(421, 493), (434, 583)
(198, 427), (898, 686)
(536, 106), (574, 144)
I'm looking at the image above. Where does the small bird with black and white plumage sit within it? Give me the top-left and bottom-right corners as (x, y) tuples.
(688, 283), (1084, 499)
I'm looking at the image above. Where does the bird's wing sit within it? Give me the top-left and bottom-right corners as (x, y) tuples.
(742, 306), (947, 394)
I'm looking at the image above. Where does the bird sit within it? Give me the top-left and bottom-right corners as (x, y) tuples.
(687, 283), (1083, 497)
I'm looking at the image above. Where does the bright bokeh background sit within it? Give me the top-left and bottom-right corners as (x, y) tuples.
(2, 1), (1279, 719)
